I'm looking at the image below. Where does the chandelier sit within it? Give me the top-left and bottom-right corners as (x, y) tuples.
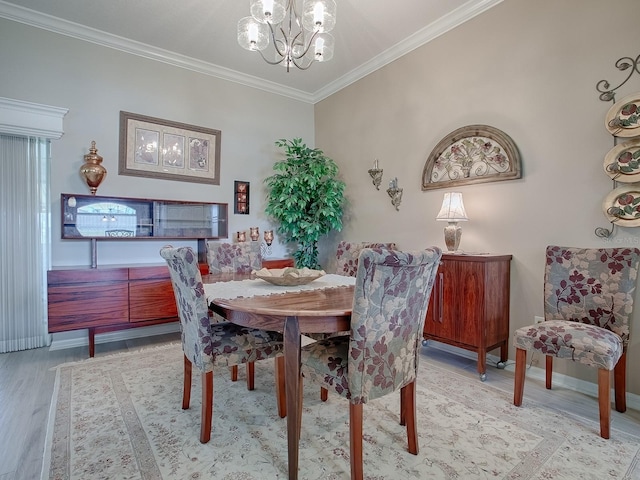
(237, 0), (337, 72)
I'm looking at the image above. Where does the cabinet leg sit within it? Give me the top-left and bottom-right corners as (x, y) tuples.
(88, 328), (95, 358)
(496, 342), (508, 369)
(477, 348), (487, 381)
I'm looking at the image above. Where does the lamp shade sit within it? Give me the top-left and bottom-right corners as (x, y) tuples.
(436, 192), (468, 221)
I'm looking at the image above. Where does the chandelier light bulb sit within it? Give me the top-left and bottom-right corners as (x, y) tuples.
(302, 0), (336, 33)
(263, 0), (274, 18)
(251, 0), (286, 24)
(313, 33), (333, 61)
(313, 3), (324, 27)
(238, 17), (269, 51)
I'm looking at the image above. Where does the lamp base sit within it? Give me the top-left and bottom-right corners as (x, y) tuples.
(443, 223), (462, 251)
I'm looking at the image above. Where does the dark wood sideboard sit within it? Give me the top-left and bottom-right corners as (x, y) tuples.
(423, 253), (512, 381)
(47, 258), (294, 357)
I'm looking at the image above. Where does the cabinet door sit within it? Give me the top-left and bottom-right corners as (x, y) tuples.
(424, 258), (484, 347)
(450, 259), (484, 347)
(425, 269), (451, 337)
(129, 266), (178, 322)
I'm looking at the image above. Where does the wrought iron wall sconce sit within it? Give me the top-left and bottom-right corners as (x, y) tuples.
(249, 226), (260, 241)
(368, 158), (383, 190)
(237, 231), (247, 242)
(261, 229), (274, 256)
(387, 177), (403, 211)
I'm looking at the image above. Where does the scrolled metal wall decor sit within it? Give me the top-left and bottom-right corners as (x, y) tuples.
(421, 124), (521, 191)
(594, 53), (640, 239)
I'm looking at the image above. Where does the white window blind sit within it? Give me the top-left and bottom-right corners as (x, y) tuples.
(0, 134), (51, 352)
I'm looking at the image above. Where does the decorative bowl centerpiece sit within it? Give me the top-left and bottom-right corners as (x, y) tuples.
(253, 267), (325, 286)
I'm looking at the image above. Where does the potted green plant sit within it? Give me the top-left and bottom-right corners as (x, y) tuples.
(265, 138), (345, 269)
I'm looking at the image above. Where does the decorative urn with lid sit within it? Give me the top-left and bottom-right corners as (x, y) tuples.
(79, 140), (107, 195)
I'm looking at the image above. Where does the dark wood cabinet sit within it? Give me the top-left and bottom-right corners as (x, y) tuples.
(47, 263), (208, 357)
(423, 253), (512, 380)
(261, 258), (295, 269)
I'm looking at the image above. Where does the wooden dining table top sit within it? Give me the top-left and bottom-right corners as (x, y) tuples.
(203, 272), (355, 333)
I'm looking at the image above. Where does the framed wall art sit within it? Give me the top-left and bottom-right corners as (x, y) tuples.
(234, 180), (250, 214)
(119, 111), (221, 185)
(422, 124), (521, 190)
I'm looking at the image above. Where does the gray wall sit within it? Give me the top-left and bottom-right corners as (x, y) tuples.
(0, 17), (313, 266)
(315, 0), (640, 395)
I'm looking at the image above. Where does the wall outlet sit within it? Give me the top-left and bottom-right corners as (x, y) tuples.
(534, 316), (544, 324)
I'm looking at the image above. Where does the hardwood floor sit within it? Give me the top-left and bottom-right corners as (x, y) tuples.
(0, 332), (181, 480)
(1, 334), (639, 480)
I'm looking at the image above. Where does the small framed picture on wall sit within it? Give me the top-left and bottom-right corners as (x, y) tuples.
(234, 181), (250, 214)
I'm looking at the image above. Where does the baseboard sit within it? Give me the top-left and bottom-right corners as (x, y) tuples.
(49, 323), (180, 351)
(424, 340), (640, 412)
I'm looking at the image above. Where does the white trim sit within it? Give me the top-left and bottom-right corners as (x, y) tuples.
(312, 0), (504, 102)
(48, 322), (180, 351)
(0, 97), (68, 139)
(425, 340), (640, 412)
(0, 0), (503, 104)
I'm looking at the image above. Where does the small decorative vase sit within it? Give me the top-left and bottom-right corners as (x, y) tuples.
(80, 140), (107, 195)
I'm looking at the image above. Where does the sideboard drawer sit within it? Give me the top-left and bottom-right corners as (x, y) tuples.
(48, 283), (129, 331)
(129, 278), (178, 322)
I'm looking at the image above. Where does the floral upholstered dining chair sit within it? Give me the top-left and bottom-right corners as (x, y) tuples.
(160, 246), (285, 443)
(300, 246), (442, 480)
(205, 240), (264, 382)
(205, 240), (262, 274)
(334, 241), (397, 277)
(513, 245), (640, 439)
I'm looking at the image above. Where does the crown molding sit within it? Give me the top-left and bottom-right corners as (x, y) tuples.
(0, 0), (503, 105)
(0, 0), (314, 103)
(312, 0), (504, 103)
(0, 96), (68, 138)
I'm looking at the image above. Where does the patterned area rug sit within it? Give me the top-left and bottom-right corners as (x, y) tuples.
(43, 343), (640, 479)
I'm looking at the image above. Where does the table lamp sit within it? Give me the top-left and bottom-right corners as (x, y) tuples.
(436, 192), (468, 251)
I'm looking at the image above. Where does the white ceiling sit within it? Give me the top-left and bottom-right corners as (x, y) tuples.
(0, 0), (502, 103)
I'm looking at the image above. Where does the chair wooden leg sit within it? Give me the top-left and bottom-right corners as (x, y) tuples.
(402, 382), (418, 455)
(614, 352), (627, 413)
(200, 371), (213, 443)
(349, 402), (364, 480)
(513, 348), (526, 406)
(183, 354), (192, 410)
(230, 365), (238, 381)
(598, 368), (611, 439)
(246, 362), (255, 391)
(545, 355), (553, 389)
(275, 356), (286, 418)
(320, 387), (328, 402)
(400, 390), (406, 426)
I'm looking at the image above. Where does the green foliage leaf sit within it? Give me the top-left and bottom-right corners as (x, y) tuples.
(264, 138), (345, 269)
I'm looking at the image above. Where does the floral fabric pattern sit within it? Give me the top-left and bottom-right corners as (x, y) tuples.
(334, 241), (397, 277)
(206, 241), (262, 274)
(513, 245), (640, 370)
(160, 246), (282, 374)
(302, 247), (441, 404)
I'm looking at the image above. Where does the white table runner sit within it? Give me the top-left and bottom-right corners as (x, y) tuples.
(203, 273), (356, 303)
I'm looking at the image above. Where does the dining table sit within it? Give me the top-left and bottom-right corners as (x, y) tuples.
(202, 272), (356, 480)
